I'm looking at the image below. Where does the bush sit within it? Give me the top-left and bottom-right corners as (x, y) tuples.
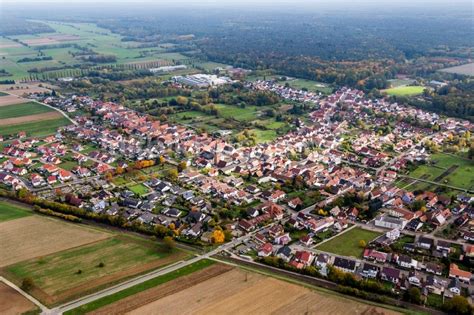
(97, 262), (105, 268)
(21, 277), (34, 291)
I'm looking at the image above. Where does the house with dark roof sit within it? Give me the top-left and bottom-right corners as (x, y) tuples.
(361, 263), (380, 279)
(381, 267), (401, 284)
(333, 257), (356, 273)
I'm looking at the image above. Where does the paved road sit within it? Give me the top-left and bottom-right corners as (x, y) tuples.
(0, 276), (48, 313)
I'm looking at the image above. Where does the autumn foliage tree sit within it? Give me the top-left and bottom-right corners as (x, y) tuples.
(211, 227), (225, 244)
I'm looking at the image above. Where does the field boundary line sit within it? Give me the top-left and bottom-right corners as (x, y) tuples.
(0, 276), (50, 313)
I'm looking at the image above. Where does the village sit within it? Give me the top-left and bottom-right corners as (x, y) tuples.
(1, 75), (473, 308)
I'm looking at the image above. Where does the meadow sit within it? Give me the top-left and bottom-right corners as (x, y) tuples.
(316, 227), (382, 258)
(406, 153), (474, 191)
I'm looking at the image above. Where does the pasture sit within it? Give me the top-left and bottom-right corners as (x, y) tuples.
(0, 200), (32, 222)
(0, 215), (110, 267)
(125, 268), (400, 315)
(316, 227), (382, 258)
(6, 236), (186, 304)
(382, 86), (425, 96)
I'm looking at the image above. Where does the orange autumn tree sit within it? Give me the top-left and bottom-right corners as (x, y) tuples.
(211, 227), (225, 244)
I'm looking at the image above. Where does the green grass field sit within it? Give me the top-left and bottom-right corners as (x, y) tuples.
(407, 153), (474, 191)
(0, 201), (32, 222)
(7, 237), (176, 296)
(0, 117), (71, 137)
(128, 183), (150, 196)
(316, 227), (382, 258)
(382, 86), (425, 96)
(64, 259), (215, 315)
(0, 102), (53, 119)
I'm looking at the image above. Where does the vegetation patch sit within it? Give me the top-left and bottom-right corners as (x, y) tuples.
(316, 227), (382, 258)
(0, 200), (32, 222)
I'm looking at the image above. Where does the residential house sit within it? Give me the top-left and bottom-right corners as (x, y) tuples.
(381, 267), (401, 284)
(333, 257), (356, 273)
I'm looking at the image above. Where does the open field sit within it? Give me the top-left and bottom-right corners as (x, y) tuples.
(0, 117), (71, 137)
(439, 63), (474, 76)
(382, 86), (425, 96)
(316, 227), (382, 258)
(6, 236), (187, 304)
(0, 200), (32, 222)
(0, 215), (110, 267)
(0, 111), (62, 127)
(0, 101), (54, 119)
(407, 153), (474, 191)
(65, 259), (216, 315)
(0, 83), (56, 96)
(0, 282), (37, 315)
(123, 268), (400, 315)
(0, 94), (29, 106)
(1, 21), (194, 81)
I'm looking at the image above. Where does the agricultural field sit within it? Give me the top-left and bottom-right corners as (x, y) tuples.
(316, 227), (382, 258)
(382, 85), (426, 96)
(0, 101), (54, 118)
(0, 282), (37, 315)
(97, 267), (401, 315)
(0, 116), (71, 137)
(405, 153), (474, 191)
(0, 215), (110, 267)
(0, 200), (32, 222)
(0, 21), (194, 81)
(6, 236), (187, 304)
(439, 62), (474, 76)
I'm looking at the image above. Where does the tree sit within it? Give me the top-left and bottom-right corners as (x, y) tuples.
(165, 168), (179, 182)
(358, 240), (366, 248)
(404, 287), (421, 304)
(211, 228), (225, 244)
(21, 277), (34, 291)
(178, 161), (187, 172)
(163, 236), (175, 252)
(442, 296), (473, 315)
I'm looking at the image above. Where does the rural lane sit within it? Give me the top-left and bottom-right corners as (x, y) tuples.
(0, 276), (49, 313)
